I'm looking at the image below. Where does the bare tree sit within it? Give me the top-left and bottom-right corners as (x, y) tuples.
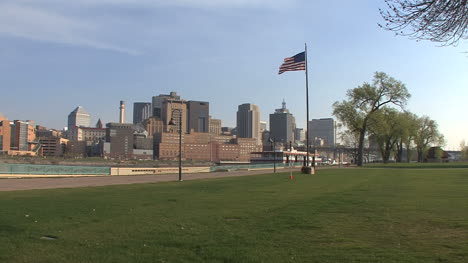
(379, 0), (468, 46)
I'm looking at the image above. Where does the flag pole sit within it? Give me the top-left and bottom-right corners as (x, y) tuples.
(305, 43), (310, 168)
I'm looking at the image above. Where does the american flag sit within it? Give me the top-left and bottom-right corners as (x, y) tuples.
(278, 51), (306, 74)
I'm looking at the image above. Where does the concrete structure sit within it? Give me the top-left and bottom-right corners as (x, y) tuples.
(39, 137), (68, 157)
(295, 128), (305, 142)
(0, 116), (39, 156)
(66, 140), (88, 158)
(187, 101), (209, 133)
(309, 118), (336, 147)
(236, 103), (261, 145)
(36, 128), (62, 138)
(133, 102), (152, 125)
(142, 117), (165, 137)
(209, 116), (222, 135)
(12, 120), (36, 151)
(67, 126), (106, 141)
(152, 92), (180, 118)
(162, 99), (187, 133)
(221, 127), (235, 136)
(119, 101), (125, 124)
(104, 123), (134, 159)
(0, 116), (11, 152)
(153, 131), (261, 162)
(269, 100), (296, 144)
(68, 106), (90, 129)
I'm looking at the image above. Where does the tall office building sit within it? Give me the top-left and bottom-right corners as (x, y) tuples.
(308, 118), (336, 147)
(236, 103), (261, 145)
(295, 128), (305, 142)
(209, 116), (222, 135)
(133, 102), (152, 125)
(68, 106), (91, 129)
(0, 114), (11, 152)
(104, 123), (134, 159)
(12, 120), (36, 151)
(187, 101), (209, 133)
(143, 117), (164, 137)
(152, 92), (180, 118)
(269, 100), (296, 144)
(161, 98), (187, 134)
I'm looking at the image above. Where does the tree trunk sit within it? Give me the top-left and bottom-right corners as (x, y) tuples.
(383, 142), (391, 164)
(357, 125), (367, 167)
(396, 139), (403, 163)
(417, 147), (423, 163)
(406, 143), (411, 163)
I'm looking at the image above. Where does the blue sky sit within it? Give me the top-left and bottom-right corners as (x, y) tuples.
(1, 0), (467, 149)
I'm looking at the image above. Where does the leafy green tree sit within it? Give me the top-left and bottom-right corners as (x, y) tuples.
(395, 111), (419, 163)
(333, 72), (411, 166)
(367, 107), (401, 163)
(433, 147), (444, 162)
(413, 116), (444, 162)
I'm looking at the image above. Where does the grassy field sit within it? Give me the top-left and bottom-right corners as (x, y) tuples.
(365, 162), (468, 169)
(1, 168), (468, 262)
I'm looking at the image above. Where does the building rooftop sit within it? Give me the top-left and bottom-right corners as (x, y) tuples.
(70, 106), (90, 116)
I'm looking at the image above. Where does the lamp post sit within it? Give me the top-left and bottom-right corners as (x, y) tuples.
(168, 109), (183, 182)
(268, 138), (276, 173)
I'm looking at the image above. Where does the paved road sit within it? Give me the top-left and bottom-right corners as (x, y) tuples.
(0, 168), (300, 192)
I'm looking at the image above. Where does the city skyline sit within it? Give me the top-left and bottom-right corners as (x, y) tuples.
(1, 0), (467, 149)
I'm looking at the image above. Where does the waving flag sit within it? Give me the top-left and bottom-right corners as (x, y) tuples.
(278, 52), (306, 74)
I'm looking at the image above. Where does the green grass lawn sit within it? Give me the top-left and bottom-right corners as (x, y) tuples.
(1, 168), (468, 262)
(365, 162), (468, 169)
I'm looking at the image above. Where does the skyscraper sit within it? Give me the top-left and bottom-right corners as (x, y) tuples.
(209, 116), (221, 135)
(308, 118), (336, 147)
(68, 106), (90, 129)
(133, 102), (152, 125)
(104, 123), (134, 159)
(295, 128), (305, 142)
(187, 101), (209, 133)
(0, 114), (11, 152)
(269, 100), (296, 144)
(236, 103), (261, 145)
(161, 98), (187, 134)
(12, 120), (35, 151)
(152, 92), (180, 119)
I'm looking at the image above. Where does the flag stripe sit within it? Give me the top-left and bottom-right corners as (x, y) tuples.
(278, 51), (306, 74)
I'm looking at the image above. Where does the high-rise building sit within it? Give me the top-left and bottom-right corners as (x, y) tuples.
(209, 116), (222, 135)
(152, 92), (180, 118)
(103, 123), (134, 159)
(308, 118), (336, 147)
(187, 101), (209, 133)
(12, 120), (36, 151)
(133, 102), (152, 125)
(68, 106), (91, 129)
(0, 115), (11, 152)
(143, 117), (165, 138)
(236, 103), (261, 145)
(269, 100), (296, 144)
(295, 128), (305, 142)
(161, 98), (187, 134)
